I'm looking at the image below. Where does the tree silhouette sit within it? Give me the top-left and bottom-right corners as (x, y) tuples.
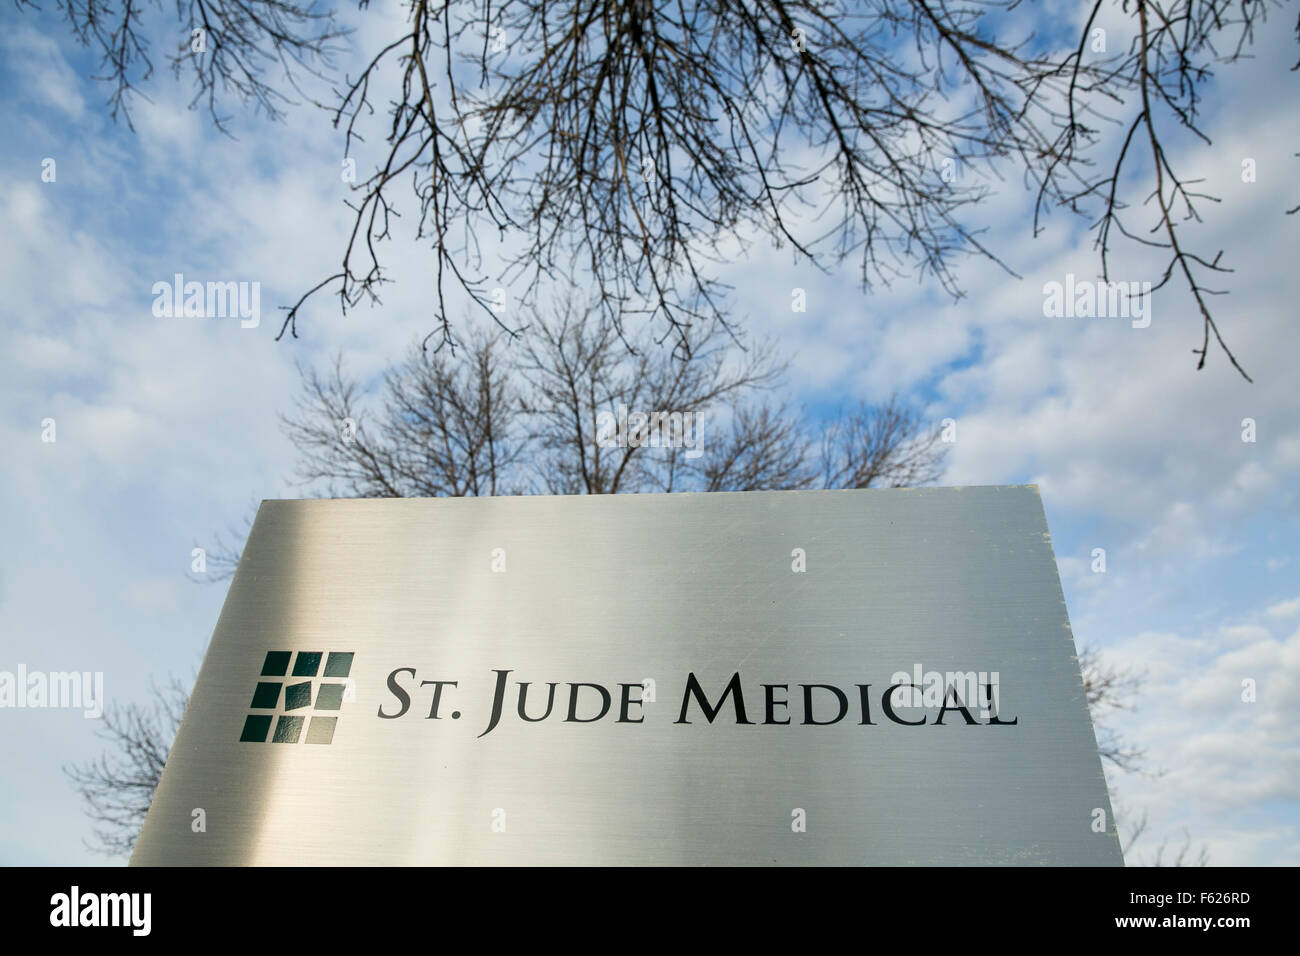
(27, 0), (1290, 375)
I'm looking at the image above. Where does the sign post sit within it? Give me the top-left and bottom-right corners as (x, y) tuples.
(132, 485), (1122, 865)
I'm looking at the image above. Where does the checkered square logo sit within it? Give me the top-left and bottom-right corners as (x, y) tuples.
(239, 651), (354, 744)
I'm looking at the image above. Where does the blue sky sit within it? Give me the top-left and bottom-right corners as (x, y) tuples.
(1, 3), (1297, 865)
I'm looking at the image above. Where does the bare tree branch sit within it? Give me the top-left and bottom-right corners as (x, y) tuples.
(63, 676), (190, 857)
(35, 0), (1289, 374)
(1079, 643), (1147, 772)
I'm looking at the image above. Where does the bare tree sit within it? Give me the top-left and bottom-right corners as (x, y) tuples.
(34, 0), (347, 131)
(1117, 804), (1211, 866)
(280, 300), (950, 498)
(282, 326), (528, 497)
(64, 677), (189, 857)
(516, 302), (788, 493)
(702, 400), (815, 492)
(816, 398), (947, 490)
(1079, 643), (1146, 772)
(30, 0), (1291, 375)
(1150, 831), (1211, 867)
(1081, 645), (1212, 865)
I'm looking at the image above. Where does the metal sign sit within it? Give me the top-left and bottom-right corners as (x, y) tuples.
(131, 486), (1122, 865)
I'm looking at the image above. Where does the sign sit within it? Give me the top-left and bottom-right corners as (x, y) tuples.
(131, 486), (1123, 865)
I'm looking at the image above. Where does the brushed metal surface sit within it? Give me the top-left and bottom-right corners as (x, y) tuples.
(131, 486), (1122, 866)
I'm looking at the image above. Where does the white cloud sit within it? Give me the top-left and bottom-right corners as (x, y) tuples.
(1102, 609), (1300, 864)
(1267, 597), (1300, 619)
(2, 26), (86, 119)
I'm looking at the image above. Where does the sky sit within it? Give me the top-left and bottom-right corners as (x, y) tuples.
(0, 3), (1296, 865)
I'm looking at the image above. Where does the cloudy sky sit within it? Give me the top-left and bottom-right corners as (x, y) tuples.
(1, 3), (1296, 865)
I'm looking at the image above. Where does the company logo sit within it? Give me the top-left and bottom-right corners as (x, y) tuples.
(236, 657), (1018, 743)
(239, 651), (354, 744)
